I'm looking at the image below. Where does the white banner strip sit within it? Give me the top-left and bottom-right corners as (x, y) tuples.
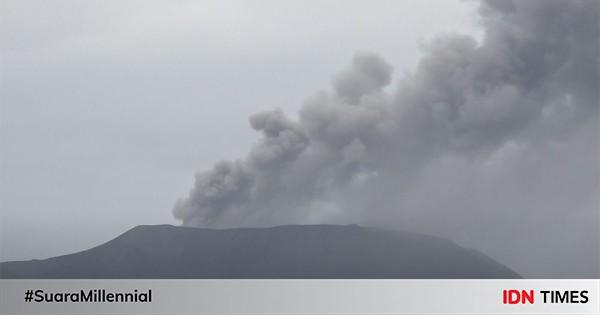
(1, 279), (598, 314)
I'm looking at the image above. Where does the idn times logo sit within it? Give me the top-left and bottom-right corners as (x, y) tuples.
(502, 289), (589, 305)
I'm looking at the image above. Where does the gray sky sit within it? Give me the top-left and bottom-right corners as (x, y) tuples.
(1, 0), (598, 278)
(1, 0), (480, 261)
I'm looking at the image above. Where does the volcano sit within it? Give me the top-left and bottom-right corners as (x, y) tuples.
(0, 224), (519, 278)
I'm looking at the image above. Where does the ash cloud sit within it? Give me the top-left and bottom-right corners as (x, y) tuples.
(174, 0), (599, 277)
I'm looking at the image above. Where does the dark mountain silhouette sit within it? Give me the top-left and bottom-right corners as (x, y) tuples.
(0, 224), (520, 278)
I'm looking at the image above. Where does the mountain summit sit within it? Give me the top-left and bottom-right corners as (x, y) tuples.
(0, 224), (519, 278)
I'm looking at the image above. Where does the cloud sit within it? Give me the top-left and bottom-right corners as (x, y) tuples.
(174, 0), (599, 277)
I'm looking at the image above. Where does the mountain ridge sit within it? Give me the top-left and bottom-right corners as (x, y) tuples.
(0, 224), (520, 279)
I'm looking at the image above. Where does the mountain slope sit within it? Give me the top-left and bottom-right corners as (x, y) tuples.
(0, 224), (520, 278)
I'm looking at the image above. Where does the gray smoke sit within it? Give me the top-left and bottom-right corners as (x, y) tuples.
(174, 0), (599, 277)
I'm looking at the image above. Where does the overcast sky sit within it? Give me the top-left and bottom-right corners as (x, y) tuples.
(0, 0), (480, 261)
(1, 1), (598, 278)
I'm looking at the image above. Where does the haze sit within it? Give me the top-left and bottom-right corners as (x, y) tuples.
(1, 0), (598, 278)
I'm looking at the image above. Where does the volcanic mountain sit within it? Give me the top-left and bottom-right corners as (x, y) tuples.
(0, 224), (520, 278)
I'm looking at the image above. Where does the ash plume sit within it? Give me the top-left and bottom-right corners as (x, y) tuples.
(174, 0), (599, 277)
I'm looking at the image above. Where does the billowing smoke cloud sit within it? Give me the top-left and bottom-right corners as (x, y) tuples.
(174, 0), (599, 277)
